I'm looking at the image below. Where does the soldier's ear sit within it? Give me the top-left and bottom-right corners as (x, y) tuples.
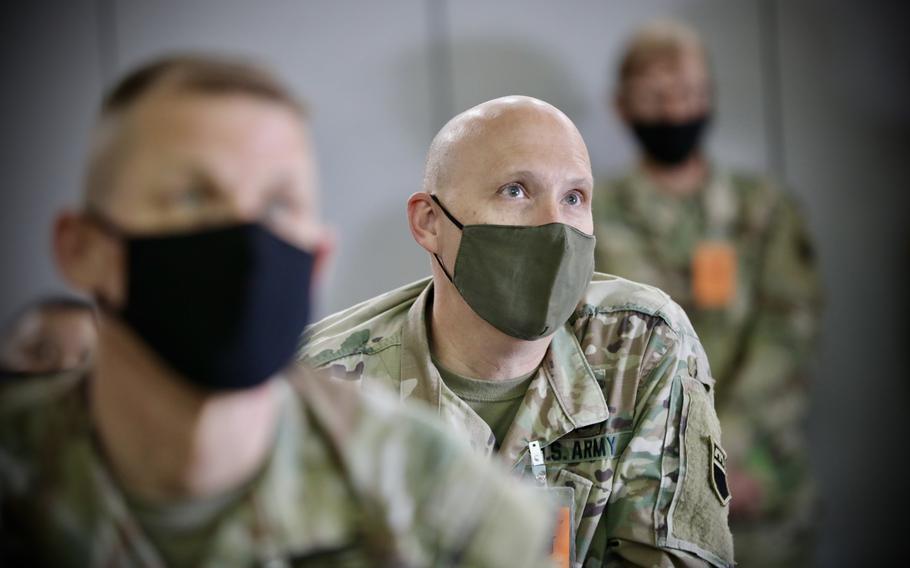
(406, 192), (441, 255)
(53, 211), (126, 307)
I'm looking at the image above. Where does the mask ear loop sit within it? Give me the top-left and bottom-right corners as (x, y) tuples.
(429, 194), (464, 230)
(428, 194), (463, 284)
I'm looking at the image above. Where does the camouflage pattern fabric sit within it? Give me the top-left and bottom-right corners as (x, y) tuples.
(593, 166), (822, 566)
(0, 368), (556, 567)
(301, 274), (735, 567)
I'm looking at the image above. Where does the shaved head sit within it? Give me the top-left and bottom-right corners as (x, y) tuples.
(422, 96), (590, 201)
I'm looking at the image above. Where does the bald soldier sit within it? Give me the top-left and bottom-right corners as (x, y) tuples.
(0, 56), (556, 567)
(301, 96), (734, 567)
(595, 21), (823, 566)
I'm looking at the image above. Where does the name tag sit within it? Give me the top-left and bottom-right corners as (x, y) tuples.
(542, 431), (632, 464)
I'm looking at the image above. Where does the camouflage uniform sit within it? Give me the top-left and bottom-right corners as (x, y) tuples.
(594, 166), (822, 566)
(0, 368), (556, 568)
(301, 274), (735, 567)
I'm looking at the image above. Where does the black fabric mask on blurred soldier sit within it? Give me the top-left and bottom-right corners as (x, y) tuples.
(630, 115), (709, 165)
(430, 194), (595, 341)
(88, 212), (314, 391)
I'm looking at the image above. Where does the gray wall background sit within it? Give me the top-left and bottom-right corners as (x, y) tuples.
(1, 1), (907, 564)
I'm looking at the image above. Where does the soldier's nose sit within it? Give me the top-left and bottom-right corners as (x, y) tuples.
(224, 195), (260, 224)
(536, 199), (562, 226)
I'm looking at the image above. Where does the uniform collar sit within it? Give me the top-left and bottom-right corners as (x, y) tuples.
(399, 281), (609, 466)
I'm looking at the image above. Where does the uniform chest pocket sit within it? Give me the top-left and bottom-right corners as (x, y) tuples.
(554, 469), (593, 535)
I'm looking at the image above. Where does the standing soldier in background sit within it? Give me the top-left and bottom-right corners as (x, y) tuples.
(595, 20), (823, 566)
(0, 55), (555, 568)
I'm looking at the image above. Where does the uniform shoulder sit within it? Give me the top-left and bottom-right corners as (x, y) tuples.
(596, 168), (637, 190)
(577, 272), (696, 338)
(301, 278), (430, 366)
(296, 367), (459, 460)
(726, 169), (785, 205)
(0, 371), (87, 463)
(0, 370), (84, 419)
(290, 369), (553, 565)
(593, 170), (637, 214)
(724, 168), (803, 234)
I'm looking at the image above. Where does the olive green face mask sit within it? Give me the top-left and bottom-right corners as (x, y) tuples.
(431, 194), (595, 340)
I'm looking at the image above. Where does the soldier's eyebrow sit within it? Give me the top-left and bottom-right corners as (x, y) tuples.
(153, 161), (213, 189)
(500, 170), (593, 192)
(501, 170), (542, 188)
(566, 176), (593, 192)
(263, 173), (310, 211)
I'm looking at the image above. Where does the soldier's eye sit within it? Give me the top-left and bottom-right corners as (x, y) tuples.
(498, 183), (527, 199)
(264, 194), (293, 221)
(563, 190), (584, 207)
(27, 339), (58, 367)
(175, 186), (209, 209)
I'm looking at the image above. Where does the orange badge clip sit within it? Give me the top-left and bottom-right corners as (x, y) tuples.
(550, 506), (572, 568)
(691, 240), (737, 309)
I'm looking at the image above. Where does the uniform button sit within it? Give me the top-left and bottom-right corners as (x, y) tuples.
(687, 356), (697, 378)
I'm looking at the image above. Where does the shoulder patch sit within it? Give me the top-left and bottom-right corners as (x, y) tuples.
(710, 437), (731, 506)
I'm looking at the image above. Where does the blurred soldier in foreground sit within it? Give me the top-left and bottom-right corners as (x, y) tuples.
(302, 95), (734, 567)
(595, 21), (823, 566)
(0, 296), (96, 378)
(0, 55), (554, 567)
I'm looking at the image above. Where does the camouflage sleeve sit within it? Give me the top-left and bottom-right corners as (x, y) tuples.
(602, 322), (734, 567)
(296, 373), (557, 568)
(393, 403), (557, 567)
(420, 452), (559, 568)
(717, 194), (822, 514)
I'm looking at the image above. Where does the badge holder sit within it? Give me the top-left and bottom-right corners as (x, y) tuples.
(529, 441), (576, 568)
(691, 240), (737, 309)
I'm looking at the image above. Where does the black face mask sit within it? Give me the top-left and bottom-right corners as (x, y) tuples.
(92, 215), (315, 391)
(630, 115), (709, 166)
(0, 368), (44, 382)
